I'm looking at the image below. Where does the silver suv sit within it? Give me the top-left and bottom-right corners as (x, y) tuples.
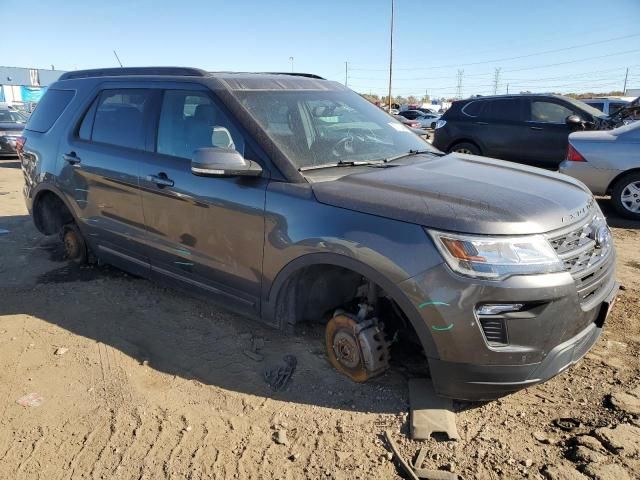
(19, 67), (618, 400)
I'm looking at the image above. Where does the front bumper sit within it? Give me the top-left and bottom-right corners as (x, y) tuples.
(398, 247), (617, 401)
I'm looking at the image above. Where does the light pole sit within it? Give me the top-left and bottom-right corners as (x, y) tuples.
(289, 57), (294, 73)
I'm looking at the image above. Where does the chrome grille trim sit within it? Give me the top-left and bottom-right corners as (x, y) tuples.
(547, 212), (614, 308)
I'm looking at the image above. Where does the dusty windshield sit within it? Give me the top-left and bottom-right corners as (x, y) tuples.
(235, 90), (436, 169)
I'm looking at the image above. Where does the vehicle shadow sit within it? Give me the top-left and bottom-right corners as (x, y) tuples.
(598, 198), (640, 230)
(0, 158), (20, 169)
(0, 217), (416, 413)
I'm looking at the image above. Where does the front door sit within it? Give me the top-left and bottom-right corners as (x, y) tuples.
(523, 99), (577, 168)
(139, 89), (269, 309)
(58, 87), (157, 274)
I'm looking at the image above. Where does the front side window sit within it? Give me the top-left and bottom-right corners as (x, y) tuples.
(157, 90), (244, 160)
(235, 89), (434, 169)
(530, 101), (574, 123)
(91, 89), (153, 150)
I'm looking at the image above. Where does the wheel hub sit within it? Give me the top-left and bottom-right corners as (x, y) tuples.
(333, 331), (361, 369)
(63, 230), (81, 259)
(621, 181), (640, 213)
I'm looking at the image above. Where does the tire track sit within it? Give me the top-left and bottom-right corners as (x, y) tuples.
(15, 427), (46, 478)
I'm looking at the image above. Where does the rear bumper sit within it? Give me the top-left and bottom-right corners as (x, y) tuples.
(558, 160), (620, 196)
(427, 280), (617, 401)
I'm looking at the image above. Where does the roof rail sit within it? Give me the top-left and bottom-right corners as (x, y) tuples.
(58, 67), (209, 81)
(264, 72), (326, 80)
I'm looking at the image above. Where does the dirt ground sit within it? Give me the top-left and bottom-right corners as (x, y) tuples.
(1, 156), (640, 480)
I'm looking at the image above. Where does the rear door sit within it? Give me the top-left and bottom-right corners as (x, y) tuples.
(58, 86), (157, 274)
(523, 98), (577, 168)
(473, 98), (528, 162)
(138, 87), (269, 310)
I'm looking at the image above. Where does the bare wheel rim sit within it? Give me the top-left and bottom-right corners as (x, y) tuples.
(63, 230), (81, 259)
(620, 181), (640, 213)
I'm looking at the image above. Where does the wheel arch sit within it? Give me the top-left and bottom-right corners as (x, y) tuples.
(606, 168), (640, 194)
(31, 184), (77, 235)
(263, 252), (438, 359)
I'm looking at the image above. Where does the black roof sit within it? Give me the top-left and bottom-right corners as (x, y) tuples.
(59, 67), (325, 81)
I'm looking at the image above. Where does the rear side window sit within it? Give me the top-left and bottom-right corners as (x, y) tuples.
(461, 100), (485, 117)
(25, 89), (75, 133)
(609, 103), (626, 114)
(485, 99), (523, 122)
(91, 89), (153, 150)
(588, 102), (604, 112)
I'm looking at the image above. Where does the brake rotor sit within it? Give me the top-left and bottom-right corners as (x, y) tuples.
(62, 224), (87, 264)
(325, 314), (389, 383)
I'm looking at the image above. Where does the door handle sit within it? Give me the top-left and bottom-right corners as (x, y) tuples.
(529, 126), (544, 131)
(146, 173), (174, 188)
(475, 121), (489, 125)
(63, 152), (81, 165)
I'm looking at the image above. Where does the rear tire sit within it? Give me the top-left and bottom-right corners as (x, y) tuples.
(61, 223), (88, 264)
(611, 172), (640, 220)
(449, 142), (480, 155)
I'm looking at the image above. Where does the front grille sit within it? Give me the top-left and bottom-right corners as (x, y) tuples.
(479, 318), (508, 346)
(548, 214), (613, 306)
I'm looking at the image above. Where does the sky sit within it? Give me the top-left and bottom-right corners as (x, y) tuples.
(3, 0), (640, 99)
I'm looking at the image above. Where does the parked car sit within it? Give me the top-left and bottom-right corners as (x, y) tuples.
(433, 94), (617, 168)
(398, 109), (440, 129)
(0, 106), (28, 157)
(20, 67), (617, 400)
(581, 97), (629, 116)
(560, 121), (640, 219)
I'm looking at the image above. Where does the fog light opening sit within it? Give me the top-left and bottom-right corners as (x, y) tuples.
(476, 303), (524, 316)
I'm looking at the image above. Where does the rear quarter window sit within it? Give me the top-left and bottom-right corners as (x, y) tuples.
(461, 100), (485, 117)
(25, 89), (75, 133)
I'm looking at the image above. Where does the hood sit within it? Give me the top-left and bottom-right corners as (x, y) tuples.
(311, 153), (594, 235)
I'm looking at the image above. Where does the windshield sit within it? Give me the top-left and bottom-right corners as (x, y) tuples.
(0, 110), (28, 123)
(563, 97), (609, 119)
(235, 89), (436, 169)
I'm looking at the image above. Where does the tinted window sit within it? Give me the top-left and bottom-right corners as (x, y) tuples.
(530, 101), (574, 123)
(25, 89), (75, 133)
(485, 99), (522, 121)
(587, 102), (604, 112)
(0, 110), (28, 123)
(609, 103), (627, 114)
(461, 100), (485, 117)
(91, 89), (152, 150)
(157, 90), (244, 159)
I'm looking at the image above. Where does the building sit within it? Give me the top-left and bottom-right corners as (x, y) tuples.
(0, 66), (67, 107)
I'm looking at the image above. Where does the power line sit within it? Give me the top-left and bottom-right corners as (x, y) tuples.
(493, 68), (501, 95)
(349, 33), (640, 72)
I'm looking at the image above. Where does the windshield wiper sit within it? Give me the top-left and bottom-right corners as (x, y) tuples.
(298, 160), (386, 172)
(382, 149), (441, 163)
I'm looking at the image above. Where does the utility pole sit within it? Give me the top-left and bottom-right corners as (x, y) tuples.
(493, 67), (501, 95)
(387, 0), (394, 112)
(344, 61), (348, 87)
(456, 70), (464, 99)
(623, 67), (629, 94)
(506, 83), (509, 94)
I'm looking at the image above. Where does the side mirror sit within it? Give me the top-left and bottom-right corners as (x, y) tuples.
(191, 147), (262, 177)
(565, 114), (583, 126)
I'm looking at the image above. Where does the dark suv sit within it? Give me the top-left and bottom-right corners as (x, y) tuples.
(19, 68), (618, 400)
(432, 94), (613, 168)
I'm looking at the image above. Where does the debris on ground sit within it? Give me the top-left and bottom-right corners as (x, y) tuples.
(384, 430), (420, 480)
(243, 335), (265, 362)
(409, 378), (459, 441)
(411, 446), (458, 480)
(54, 347), (68, 356)
(16, 393), (44, 407)
(553, 417), (581, 432)
(264, 354), (297, 391)
(273, 429), (289, 445)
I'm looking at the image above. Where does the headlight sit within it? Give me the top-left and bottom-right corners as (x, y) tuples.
(434, 119), (446, 129)
(428, 229), (563, 280)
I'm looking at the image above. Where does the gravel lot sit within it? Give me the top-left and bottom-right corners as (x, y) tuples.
(1, 157), (639, 479)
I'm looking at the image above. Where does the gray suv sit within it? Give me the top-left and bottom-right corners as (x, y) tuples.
(19, 67), (618, 400)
